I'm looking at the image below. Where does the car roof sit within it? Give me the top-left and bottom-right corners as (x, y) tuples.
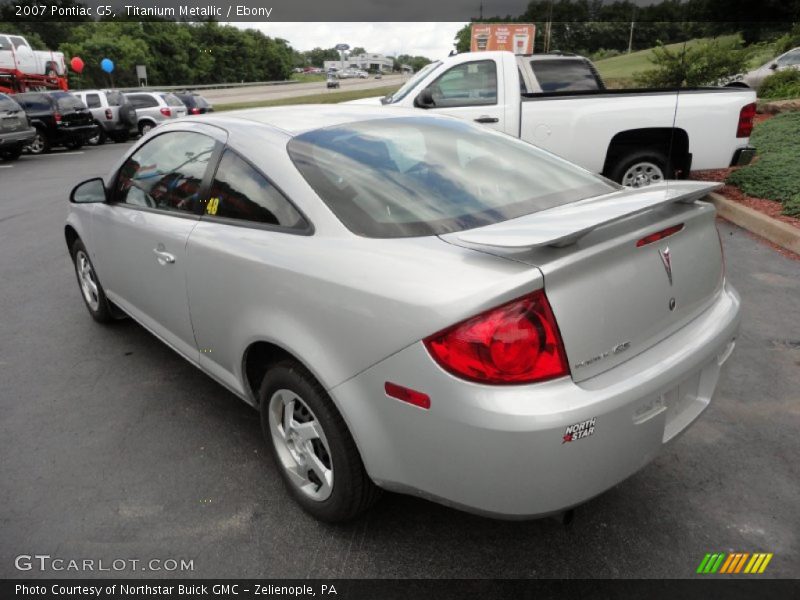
(197, 104), (426, 137)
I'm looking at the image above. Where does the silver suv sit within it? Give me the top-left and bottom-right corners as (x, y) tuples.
(71, 89), (138, 145)
(123, 91), (187, 136)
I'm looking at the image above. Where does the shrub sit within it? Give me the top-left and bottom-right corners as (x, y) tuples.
(634, 37), (753, 87)
(758, 69), (800, 99)
(726, 112), (800, 216)
(774, 23), (800, 55)
(591, 48), (622, 61)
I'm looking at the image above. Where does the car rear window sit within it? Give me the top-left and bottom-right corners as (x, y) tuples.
(530, 59), (602, 92)
(53, 93), (85, 111)
(161, 93), (185, 107)
(0, 94), (21, 110)
(106, 91), (124, 106)
(287, 117), (616, 238)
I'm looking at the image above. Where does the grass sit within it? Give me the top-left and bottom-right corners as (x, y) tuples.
(726, 112), (800, 216)
(214, 85), (400, 111)
(594, 34), (772, 87)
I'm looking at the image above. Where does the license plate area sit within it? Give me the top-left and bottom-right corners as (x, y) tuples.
(662, 370), (705, 442)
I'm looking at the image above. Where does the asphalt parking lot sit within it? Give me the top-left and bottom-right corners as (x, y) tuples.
(0, 143), (798, 579)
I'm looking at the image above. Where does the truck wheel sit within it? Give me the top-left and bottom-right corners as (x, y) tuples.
(88, 124), (107, 146)
(0, 145), (23, 161)
(259, 360), (380, 522)
(609, 150), (672, 188)
(26, 129), (50, 155)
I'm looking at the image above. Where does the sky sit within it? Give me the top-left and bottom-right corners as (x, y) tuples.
(231, 23), (470, 60)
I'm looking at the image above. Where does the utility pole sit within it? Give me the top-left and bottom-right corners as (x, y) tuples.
(628, 8), (636, 54)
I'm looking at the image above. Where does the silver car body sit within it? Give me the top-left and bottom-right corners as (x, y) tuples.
(123, 91), (187, 133)
(742, 46), (800, 90)
(65, 106), (740, 518)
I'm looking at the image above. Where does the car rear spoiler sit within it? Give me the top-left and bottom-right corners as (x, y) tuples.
(447, 181), (722, 249)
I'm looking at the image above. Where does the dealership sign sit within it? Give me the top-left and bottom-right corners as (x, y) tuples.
(471, 24), (535, 54)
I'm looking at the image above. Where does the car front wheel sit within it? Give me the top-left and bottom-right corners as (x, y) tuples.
(70, 239), (115, 323)
(259, 361), (380, 522)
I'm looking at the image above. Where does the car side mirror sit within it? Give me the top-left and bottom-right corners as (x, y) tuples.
(414, 88), (436, 109)
(70, 177), (107, 204)
(769, 63), (778, 70)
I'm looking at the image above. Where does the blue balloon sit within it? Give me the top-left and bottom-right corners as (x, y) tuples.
(100, 58), (114, 73)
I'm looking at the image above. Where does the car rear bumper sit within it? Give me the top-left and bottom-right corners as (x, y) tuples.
(331, 281), (741, 518)
(53, 124), (99, 143)
(0, 127), (36, 147)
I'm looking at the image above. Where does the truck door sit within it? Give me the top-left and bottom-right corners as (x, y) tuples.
(416, 58), (510, 134)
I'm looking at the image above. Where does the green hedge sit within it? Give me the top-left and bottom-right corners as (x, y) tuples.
(759, 69), (800, 100)
(726, 112), (800, 217)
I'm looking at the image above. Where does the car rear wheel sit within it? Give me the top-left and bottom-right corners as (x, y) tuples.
(88, 124), (107, 146)
(27, 129), (50, 155)
(609, 150), (672, 188)
(70, 239), (115, 323)
(259, 361), (380, 522)
(139, 121), (154, 136)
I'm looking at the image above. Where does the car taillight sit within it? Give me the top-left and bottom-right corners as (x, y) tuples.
(737, 102), (756, 138)
(160, 107), (172, 117)
(54, 112), (62, 124)
(423, 290), (569, 385)
(189, 107), (201, 115)
(636, 223), (684, 247)
(105, 108), (113, 120)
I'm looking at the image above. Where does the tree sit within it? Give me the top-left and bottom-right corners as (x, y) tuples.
(350, 47), (366, 56)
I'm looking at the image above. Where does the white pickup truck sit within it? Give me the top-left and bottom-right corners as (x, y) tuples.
(0, 33), (66, 77)
(356, 52), (757, 186)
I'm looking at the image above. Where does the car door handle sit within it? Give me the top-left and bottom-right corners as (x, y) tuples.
(474, 116), (499, 123)
(153, 248), (175, 265)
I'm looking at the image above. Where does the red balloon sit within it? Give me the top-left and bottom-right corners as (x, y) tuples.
(70, 57), (85, 74)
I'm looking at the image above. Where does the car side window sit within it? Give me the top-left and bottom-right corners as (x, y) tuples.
(127, 94), (157, 109)
(205, 150), (306, 229)
(113, 132), (216, 215)
(428, 60), (497, 107)
(84, 93), (101, 109)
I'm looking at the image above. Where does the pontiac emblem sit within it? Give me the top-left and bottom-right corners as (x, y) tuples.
(659, 247), (673, 286)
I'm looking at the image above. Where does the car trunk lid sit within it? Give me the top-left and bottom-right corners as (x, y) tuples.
(441, 181), (725, 382)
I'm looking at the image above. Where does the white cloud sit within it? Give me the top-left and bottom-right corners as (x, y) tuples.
(230, 22), (468, 60)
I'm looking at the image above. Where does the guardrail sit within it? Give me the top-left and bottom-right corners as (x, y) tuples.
(112, 80), (301, 93)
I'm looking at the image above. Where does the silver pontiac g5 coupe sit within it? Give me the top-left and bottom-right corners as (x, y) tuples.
(65, 105), (741, 522)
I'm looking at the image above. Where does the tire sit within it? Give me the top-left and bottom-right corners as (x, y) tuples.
(26, 128), (50, 155)
(608, 150), (673, 188)
(139, 121), (155, 136)
(0, 145), (23, 161)
(88, 124), (107, 146)
(259, 360), (380, 522)
(70, 239), (115, 323)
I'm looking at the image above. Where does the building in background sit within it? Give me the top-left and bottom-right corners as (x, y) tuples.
(324, 53), (393, 73)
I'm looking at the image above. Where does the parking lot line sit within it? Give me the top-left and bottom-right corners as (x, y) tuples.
(0, 164), (12, 168)
(30, 151), (86, 158)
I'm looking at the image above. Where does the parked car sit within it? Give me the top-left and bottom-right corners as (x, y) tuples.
(174, 92), (214, 115)
(0, 32), (66, 76)
(13, 90), (96, 154)
(374, 73), (382, 80)
(326, 74), (340, 89)
(0, 92), (35, 160)
(352, 51), (758, 186)
(65, 105), (740, 523)
(741, 46), (800, 90)
(123, 91), (187, 136)
(71, 89), (138, 145)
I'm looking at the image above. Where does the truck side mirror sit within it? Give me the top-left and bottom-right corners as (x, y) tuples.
(414, 88), (436, 109)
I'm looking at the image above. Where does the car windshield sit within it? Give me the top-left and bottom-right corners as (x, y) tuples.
(0, 93), (20, 110)
(386, 61), (441, 104)
(287, 117), (616, 238)
(777, 49), (800, 66)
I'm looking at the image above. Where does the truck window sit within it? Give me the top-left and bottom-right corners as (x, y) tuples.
(9, 36), (29, 50)
(0, 36), (10, 51)
(529, 59), (601, 92)
(84, 93), (101, 109)
(428, 60), (497, 107)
